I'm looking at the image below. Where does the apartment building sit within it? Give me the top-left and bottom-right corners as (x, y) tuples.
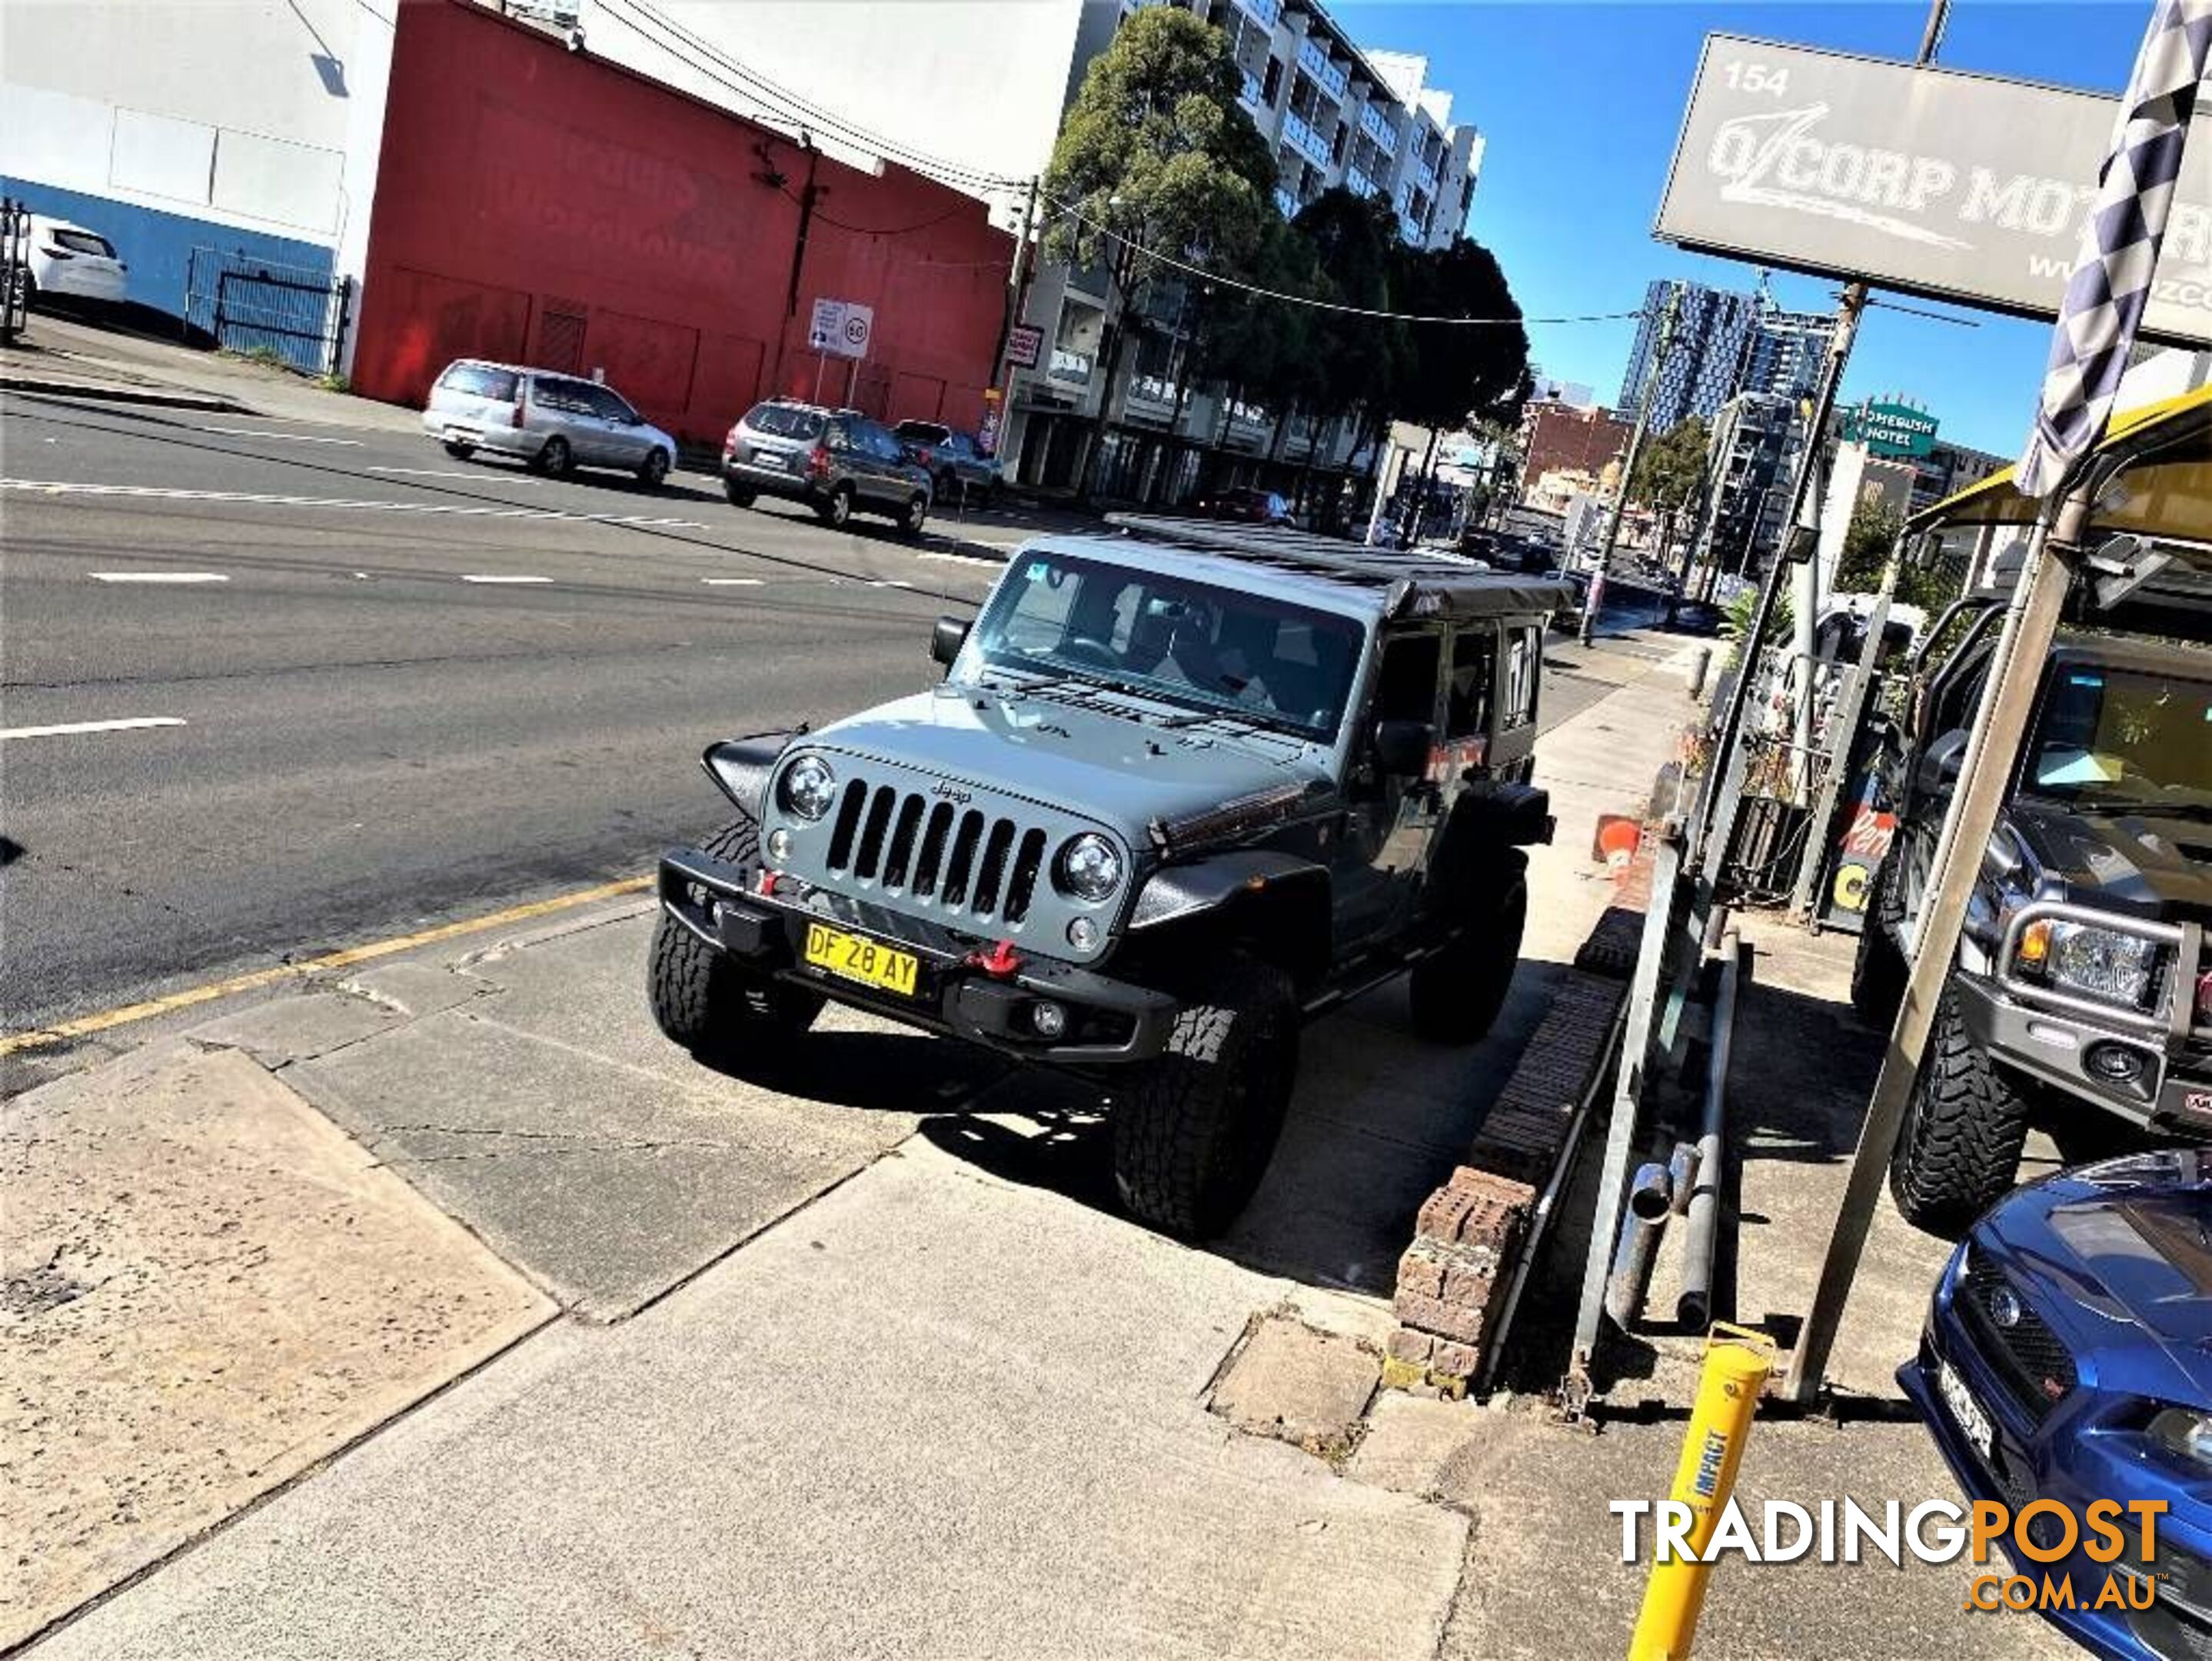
(1006, 0), (1488, 500)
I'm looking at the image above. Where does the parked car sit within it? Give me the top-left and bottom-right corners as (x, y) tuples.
(1854, 617), (2212, 1236)
(24, 215), (127, 308)
(1901, 1148), (2212, 1659)
(421, 361), (677, 487)
(893, 420), (1000, 504)
(648, 518), (1570, 1237)
(723, 401), (932, 536)
(1199, 488), (1296, 526)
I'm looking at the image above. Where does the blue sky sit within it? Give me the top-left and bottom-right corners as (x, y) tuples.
(1343, 1), (2154, 456)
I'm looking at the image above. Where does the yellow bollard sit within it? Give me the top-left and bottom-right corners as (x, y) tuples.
(1628, 1323), (1776, 1660)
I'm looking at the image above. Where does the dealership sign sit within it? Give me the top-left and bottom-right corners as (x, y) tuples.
(1841, 398), (1939, 458)
(1657, 35), (2212, 347)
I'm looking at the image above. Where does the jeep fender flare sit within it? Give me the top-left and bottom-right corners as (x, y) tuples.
(700, 731), (797, 821)
(1127, 850), (1332, 990)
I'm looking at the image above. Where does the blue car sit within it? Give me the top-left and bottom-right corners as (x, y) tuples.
(1901, 1150), (2212, 1659)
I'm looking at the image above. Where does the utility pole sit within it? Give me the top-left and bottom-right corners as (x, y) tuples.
(1583, 282), (1679, 645)
(983, 177), (1041, 470)
(770, 133), (823, 401)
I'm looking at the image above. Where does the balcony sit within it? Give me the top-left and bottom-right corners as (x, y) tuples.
(1273, 185), (1300, 220)
(1239, 68), (1264, 110)
(1399, 211), (1423, 246)
(1359, 103), (1397, 154)
(1235, 0), (1280, 27)
(1126, 374), (1179, 414)
(1345, 163), (1377, 199)
(1295, 37), (1348, 102)
(1050, 348), (1093, 384)
(1411, 153), (1439, 194)
(1281, 109), (1331, 169)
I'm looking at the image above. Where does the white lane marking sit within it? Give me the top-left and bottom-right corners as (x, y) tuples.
(4, 480), (709, 531)
(192, 424), (362, 446)
(917, 551), (1000, 568)
(367, 466), (541, 484)
(460, 574), (552, 584)
(0, 716), (188, 741)
(701, 578), (764, 586)
(90, 571), (229, 584)
(868, 579), (914, 589)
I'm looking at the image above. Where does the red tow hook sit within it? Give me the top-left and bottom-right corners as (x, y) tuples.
(963, 939), (1023, 978)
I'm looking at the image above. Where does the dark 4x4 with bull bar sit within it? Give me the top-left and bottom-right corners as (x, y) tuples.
(1854, 604), (2212, 1237)
(648, 516), (1569, 1237)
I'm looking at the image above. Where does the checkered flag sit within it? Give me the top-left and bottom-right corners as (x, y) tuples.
(2018, 0), (2212, 498)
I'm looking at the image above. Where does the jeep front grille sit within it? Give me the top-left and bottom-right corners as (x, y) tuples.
(826, 780), (1050, 927)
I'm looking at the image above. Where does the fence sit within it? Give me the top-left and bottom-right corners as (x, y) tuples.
(184, 247), (351, 375)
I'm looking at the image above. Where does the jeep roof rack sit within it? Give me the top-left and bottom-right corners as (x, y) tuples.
(1101, 514), (1575, 620)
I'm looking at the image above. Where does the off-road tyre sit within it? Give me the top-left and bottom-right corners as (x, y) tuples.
(648, 816), (823, 1057)
(1848, 852), (1910, 1027)
(1409, 877), (1528, 1045)
(1113, 951), (1299, 1239)
(1888, 980), (2030, 1238)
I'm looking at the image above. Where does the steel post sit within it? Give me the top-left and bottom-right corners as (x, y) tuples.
(1678, 932), (1745, 1332)
(1783, 489), (2081, 1403)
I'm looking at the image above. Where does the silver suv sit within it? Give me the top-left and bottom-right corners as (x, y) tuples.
(423, 360), (677, 488)
(722, 401), (932, 536)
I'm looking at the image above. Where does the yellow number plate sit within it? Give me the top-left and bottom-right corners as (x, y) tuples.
(803, 923), (920, 997)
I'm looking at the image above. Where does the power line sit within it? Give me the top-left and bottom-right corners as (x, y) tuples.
(1040, 191), (1642, 328)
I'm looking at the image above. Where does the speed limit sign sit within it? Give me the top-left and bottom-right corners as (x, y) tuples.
(809, 297), (873, 361)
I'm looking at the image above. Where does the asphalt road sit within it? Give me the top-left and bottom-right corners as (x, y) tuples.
(2, 390), (1613, 1037)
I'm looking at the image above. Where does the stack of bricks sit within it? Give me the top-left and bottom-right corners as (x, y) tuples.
(1382, 828), (1658, 1400)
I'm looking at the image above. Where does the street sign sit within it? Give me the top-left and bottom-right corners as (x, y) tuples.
(1841, 399), (1938, 459)
(807, 297), (873, 361)
(1656, 35), (2212, 348)
(1005, 323), (1043, 371)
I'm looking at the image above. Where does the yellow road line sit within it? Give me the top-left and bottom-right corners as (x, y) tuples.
(2, 875), (654, 1058)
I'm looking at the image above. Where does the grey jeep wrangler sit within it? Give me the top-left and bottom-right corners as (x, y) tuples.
(1854, 601), (2212, 1237)
(649, 517), (1568, 1237)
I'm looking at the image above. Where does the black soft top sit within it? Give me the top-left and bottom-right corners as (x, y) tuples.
(1103, 514), (1575, 622)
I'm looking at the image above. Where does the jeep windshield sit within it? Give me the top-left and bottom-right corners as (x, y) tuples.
(2025, 664), (2212, 817)
(962, 548), (1363, 741)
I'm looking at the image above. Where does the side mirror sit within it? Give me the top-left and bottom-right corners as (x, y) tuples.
(1919, 729), (1968, 794)
(930, 614), (971, 667)
(1373, 719), (1435, 778)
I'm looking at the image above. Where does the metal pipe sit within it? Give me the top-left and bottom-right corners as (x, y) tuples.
(1678, 931), (1746, 1330)
(1667, 1140), (1701, 1217)
(1604, 1162), (1675, 1329)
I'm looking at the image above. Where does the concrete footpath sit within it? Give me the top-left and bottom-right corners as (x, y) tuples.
(5, 631), (2051, 1659)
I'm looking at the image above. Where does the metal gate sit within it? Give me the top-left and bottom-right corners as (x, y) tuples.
(184, 247), (351, 375)
(0, 197), (30, 343)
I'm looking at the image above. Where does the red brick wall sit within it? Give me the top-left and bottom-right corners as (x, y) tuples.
(351, 0), (1012, 445)
(1521, 402), (1632, 488)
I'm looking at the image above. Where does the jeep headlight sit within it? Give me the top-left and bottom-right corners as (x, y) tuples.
(1054, 833), (1124, 903)
(779, 754), (838, 821)
(2017, 919), (2162, 1008)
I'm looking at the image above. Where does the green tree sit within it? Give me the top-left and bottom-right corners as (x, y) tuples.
(1626, 415), (1709, 562)
(1834, 498), (1904, 592)
(1387, 238), (1532, 434)
(1191, 215), (1318, 487)
(1041, 8), (1276, 498)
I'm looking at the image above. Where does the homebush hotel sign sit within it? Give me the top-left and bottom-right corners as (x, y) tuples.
(1658, 35), (2212, 348)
